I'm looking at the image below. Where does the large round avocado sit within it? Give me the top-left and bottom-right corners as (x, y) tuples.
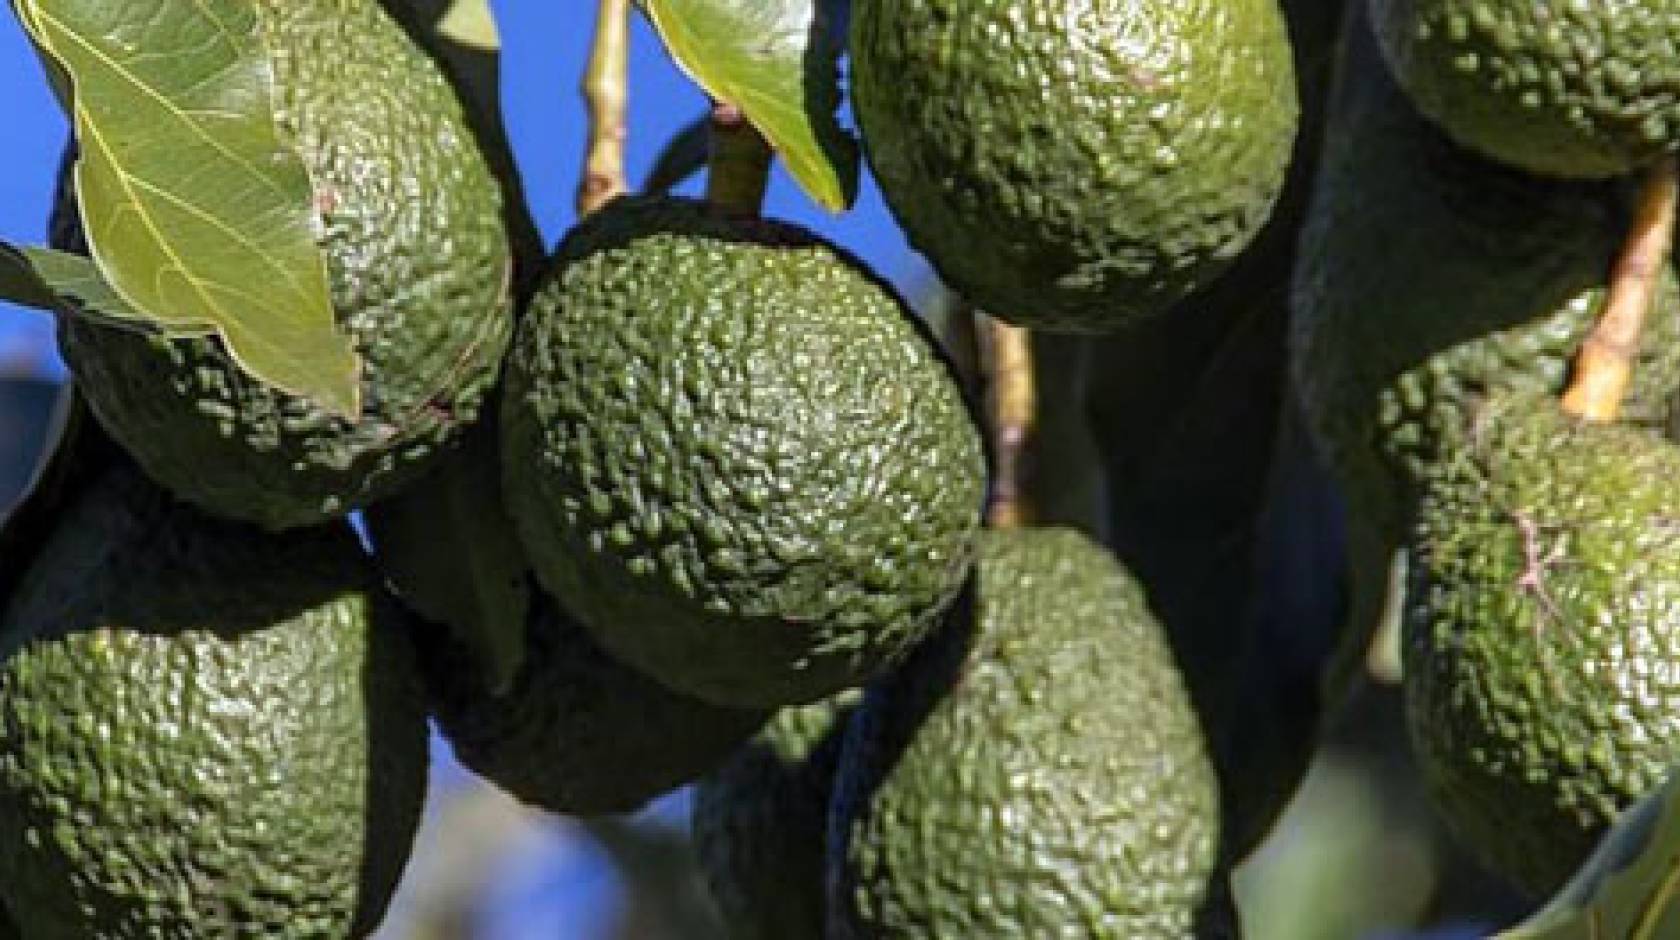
(500, 195), (986, 709)
(827, 528), (1220, 938)
(1405, 395), (1680, 895)
(850, 0), (1298, 331)
(57, 0), (513, 530)
(0, 468), (429, 938)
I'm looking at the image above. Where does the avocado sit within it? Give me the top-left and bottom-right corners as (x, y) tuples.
(425, 587), (765, 816)
(0, 466), (429, 938)
(1404, 394), (1680, 895)
(56, 0), (513, 530)
(849, 0), (1299, 331)
(500, 195), (986, 709)
(827, 528), (1219, 938)
(1289, 7), (1680, 675)
(692, 691), (860, 940)
(1369, 0), (1680, 178)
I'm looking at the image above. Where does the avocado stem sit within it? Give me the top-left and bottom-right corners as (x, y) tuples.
(980, 315), (1036, 529)
(706, 102), (772, 216)
(577, 0), (630, 217)
(1561, 157), (1678, 423)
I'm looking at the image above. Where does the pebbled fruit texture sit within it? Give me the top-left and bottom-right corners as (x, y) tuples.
(1405, 395), (1680, 895)
(1289, 9), (1680, 662)
(1370, 0), (1680, 178)
(0, 467), (429, 938)
(693, 691), (861, 940)
(501, 195), (986, 709)
(57, 0), (513, 530)
(828, 528), (1219, 939)
(850, 0), (1298, 331)
(425, 590), (767, 816)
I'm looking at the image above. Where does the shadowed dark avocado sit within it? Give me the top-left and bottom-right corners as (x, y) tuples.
(500, 195), (986, 709)
(0, 467), (429, 938)
(693, 691), (860, 939)
(56, 0), (513, 530)
(424, 589), (767, 817)
(827, 528), (1219, 938)
(850, 0), (1299, 331)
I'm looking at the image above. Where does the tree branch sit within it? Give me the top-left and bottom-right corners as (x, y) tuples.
(577, 0), (631, 217)
(1561, 157), (1679, 423)
(979, 315), (1036, 529)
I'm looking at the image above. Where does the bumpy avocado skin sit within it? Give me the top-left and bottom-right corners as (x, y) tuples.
(1405, 396), (1680, 895)
(57, 0), (513, 530)
(828, 529), (1219, 939)
(1370, 0), (1680, 178)
(850, 0), (1298, 331)
(0, 468), (429, 938)
(693, 691), (860, 940)
(1289, 10), (1680, 664)
(426, 591), (766, 816)
(500, 196), (986, 709)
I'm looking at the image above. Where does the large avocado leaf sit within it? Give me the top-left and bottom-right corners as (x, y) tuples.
(10, 0), (358, 416)
(1501, 768), (1680, 939)
(637, 0), (858, 211)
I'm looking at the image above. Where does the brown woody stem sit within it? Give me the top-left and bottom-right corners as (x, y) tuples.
(1561, 157), (1679, 422)
(980, 315), (1036, 529)
(576, 0), (630, 217)
(706, 102), (772, 216)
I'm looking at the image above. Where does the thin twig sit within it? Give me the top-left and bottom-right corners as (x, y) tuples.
(577, 0), (630, 217)
(1561, 157), (1679, 422)
(980, 315), (1036, 529)
(706, 102), (772, 216)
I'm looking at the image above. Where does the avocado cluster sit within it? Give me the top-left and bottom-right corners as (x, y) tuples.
(1291, 3), (1680, 898)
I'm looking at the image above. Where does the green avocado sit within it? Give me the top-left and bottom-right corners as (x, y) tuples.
(692, 691), (861, 940)
(424, 589), (767, 816)
(500, 195), (986, 709)
(1404, 394), (1680, 895)
(1289, 8), (1680, 673)
(849, 0), (1298, 331)
(0, 467), (429, 938)
(57, 0), (513, 530)
(1369, 0), (1680, 178)
(827, 528), (1220, 938)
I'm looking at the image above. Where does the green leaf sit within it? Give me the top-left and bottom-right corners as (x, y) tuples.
(1501, 769), (1680, 940)
(638, 0), (859, 211)
(643, 113), (711, 195)
(0, 243), (214, 335)
(436, 0), (499, 51)
(13, 0), (359, 417)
